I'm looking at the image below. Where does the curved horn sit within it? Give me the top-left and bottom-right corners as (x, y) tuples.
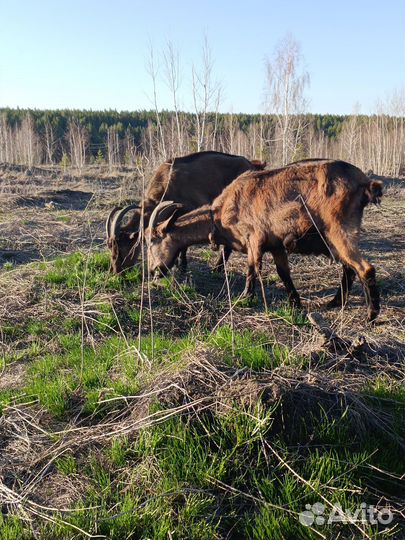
(111, 204), (140, 238)
(106, 206), (121, 241)
(148, 201), (183, 233)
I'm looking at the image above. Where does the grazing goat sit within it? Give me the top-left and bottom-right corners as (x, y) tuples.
(147, 159), (383, 321)
(106, 151), (265, 273)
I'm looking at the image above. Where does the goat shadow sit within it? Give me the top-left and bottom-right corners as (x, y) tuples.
(181, 250), (405, 313)
(181, 258), (298, 312)
(14, 189), (94, 210)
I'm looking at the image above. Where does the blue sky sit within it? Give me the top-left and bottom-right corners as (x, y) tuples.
(0, 0), (403, 114)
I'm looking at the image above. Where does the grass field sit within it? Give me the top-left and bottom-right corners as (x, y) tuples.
(0, 163), (404, 539)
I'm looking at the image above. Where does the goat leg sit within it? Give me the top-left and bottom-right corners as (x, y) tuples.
(241, 266), (256, 298)
(272, 250), (302, 308)
(176, 248), (188, 271)
(325, 226), (380, 321)
(241, 247), (262, 298)
(362, 266), (380, 322)
(327, 264), (356, 308)
(212, 246), (232, 273)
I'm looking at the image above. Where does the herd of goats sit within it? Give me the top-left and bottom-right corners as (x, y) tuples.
(105, 151), (383, 322)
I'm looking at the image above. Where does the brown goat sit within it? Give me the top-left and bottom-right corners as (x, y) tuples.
(106, 151), (265, 273)
(147, 159), (383, 321)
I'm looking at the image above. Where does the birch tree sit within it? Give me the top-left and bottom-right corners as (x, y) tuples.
(164, 41), (184, 154)
(339, 103), (361, 163)
(146, 46), (166, 161)
(67, 118), (88, 170)
(44, 121), (57, 164)
(106, 125), (120, 170)
(264, 34), (309, 165)
(192, 36), (222, 151)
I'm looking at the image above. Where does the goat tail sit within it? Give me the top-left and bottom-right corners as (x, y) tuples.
(365, 179), (383, 205)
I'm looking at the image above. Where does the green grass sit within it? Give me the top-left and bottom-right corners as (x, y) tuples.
(0, 515), (27, 540)
(0, 323), (303, 418)
(54, 214), (70, 223)
(2, 261), (14, 270)
(362, 374), (405, 402)
(1, 249), (404, 539)
(5, 397), (401, 540)
(1, 332), (196, 419)
(234, 297), (309, 327)
(198, 248), (214, 262)
(93, 301), (118, 332)
(25, 320), (49, 336)
(360, 376), (405, 476)
(208, 325), (300, 370)
(43, 251), (142, 299)
(156, 274), (199, 302)
(55, 454), (77, 475)
(269, 303), (309, 326)
(234, 294), (259, 308)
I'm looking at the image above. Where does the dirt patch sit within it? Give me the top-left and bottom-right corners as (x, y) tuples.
(32, 473), (92, 510)
(13, 189), (94, 210)
(0, 248), (41, 265)
(0, 361), (28, 391)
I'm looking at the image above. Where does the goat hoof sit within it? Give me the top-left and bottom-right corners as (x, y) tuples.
(367, 309), (379, 323)
(240, 289), (254, 300)
(289, 298), (302, 310)
(326, 298), (342, 308)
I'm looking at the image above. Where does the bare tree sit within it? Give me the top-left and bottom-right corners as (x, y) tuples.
(123, 128), (138, 167)
(44, 121), (57, 164)
(13, 114), (41, 166)
(339, 103), (361, 163)
(106, 125), (120, 171)
(192, 36), (222, 151)
(223, 112), (237, 154)
(264, 34), (310, 165)
(388, 89), (405, 175)
(211, 88), (222, 149)
(0, 114), (13, 163)
(146, 46), (166, 161)
(326, 90), (405, 176)
(163, 41), (184, 154)
(67, 118), (88, 170)
(305, 120), (329, 158)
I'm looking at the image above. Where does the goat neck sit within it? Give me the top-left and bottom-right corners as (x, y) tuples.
(170, 205), (212, 247)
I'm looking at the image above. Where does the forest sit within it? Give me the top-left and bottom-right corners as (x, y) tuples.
(0, 107), (403, 177)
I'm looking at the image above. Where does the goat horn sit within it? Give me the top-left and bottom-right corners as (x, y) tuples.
(148, 201), (182, 233)
(106, 206), (122, 241)
(111, 204), (140, 238)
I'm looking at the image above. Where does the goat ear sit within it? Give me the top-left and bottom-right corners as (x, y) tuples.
(157, 209), (180, 235)
(251, 160), (266, 170)
(366, 180), (383, 204)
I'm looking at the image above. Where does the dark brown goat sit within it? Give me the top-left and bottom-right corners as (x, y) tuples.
(106, 151), (265, 273)
(147, 159), (383, 321)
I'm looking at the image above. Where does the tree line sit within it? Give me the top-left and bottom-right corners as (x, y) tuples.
(0, 107), (403, 177)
